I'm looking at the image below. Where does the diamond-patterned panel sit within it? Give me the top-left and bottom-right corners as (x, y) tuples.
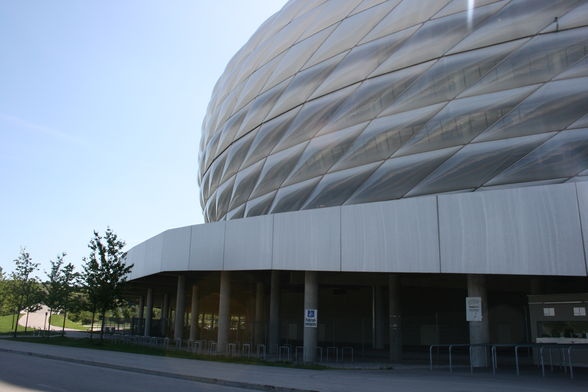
(200, 0), (588, 222)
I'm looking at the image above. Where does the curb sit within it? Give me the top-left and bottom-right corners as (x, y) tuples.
(0, 347), (319, 392)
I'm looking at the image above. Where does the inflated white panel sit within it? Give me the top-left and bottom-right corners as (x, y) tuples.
(161, 226), (191, 271)
(439, 183), (586, 275)
(224, 215), (273, 270)
(341, 197), (440, 272)
(272, 207), (341, 271)
(189, 221), (225, 270)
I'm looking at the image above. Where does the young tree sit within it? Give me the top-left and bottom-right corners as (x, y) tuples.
(44, 253), (79, 335)
(44, 253), (66, 333)
(10, 248), (40, 337)
(81, 228), (132, 341)
(59, 262), (79, 336)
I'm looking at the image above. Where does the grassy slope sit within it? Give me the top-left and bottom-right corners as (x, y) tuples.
(0, 314), (31, 333)
(49, 314), (87, 331)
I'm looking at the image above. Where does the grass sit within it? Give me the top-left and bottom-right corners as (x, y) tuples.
(48, 314), (88, 331)
(12, 336), (331, 370)
(0, 314), (36, 334)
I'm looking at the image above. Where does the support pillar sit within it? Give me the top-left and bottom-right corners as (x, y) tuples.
(467, 274), (489, 367)
(144, 288), (153, 337)
(303, 271), (318, 363)
(388, 275), (402, 361)
(217, 271), (231, 353)
(138, 296), (144, 320)
(137, 296), (144, 335)
(174, 275), (186, 341)
(254, 282), (264, 346)
(161, 293), (169, 337)
(268, 271), (280, 354)
(189, 284), (199, 341)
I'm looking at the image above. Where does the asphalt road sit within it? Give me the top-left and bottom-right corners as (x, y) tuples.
(0, 351), (251, 392)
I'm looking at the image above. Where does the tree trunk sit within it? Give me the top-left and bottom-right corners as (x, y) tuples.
(13, 306), (20, 338)
(48, 309), (53, 335)
(62, 309), (67, 336)
(12, 309), (17, 338)
(100, 309), (106, 342)
(90, 306), (96, 340)
(25, 311), (30, 333)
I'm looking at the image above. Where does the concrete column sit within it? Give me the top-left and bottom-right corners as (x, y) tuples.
(303, 271), (318, 363)
(138, 296), (144, 320)
(137, 296), (144, 335)
(189, 284), (199, 341)
(161, 293), (169, 337)
(174, 275), (186, 341)
(254, 282), (264, 346)
(144, 288), (153, 337)
(388, 275), (402, 361)
(467, 274), (489, 367)
(217, 271), (231, 353)
(373, 285), (384, 349)
(268, 271), (280, 354)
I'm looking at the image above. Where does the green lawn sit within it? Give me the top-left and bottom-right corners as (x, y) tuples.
(49, 314), (88, 331)
(0, 314), (32, 333)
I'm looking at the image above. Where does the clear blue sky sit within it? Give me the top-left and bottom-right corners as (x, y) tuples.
(0, 0), (288, 277)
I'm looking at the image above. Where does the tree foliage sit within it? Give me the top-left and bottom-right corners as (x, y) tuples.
(81, 228), (132, 340)
(10, 248), (41, 336)
(44, 253), (79, 334)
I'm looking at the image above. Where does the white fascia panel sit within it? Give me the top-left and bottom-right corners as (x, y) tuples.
(224, 215), (273, 270)
(272, 206), (341, 271)
(341, 196), (440, 272)
(439, 183), (586, 275)
(189, 221), (225, 271)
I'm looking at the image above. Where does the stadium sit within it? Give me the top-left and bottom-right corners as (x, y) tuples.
(125, 0), (588, 364)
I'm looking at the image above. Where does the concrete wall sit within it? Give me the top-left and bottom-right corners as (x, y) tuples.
(126, 182), (588, 280)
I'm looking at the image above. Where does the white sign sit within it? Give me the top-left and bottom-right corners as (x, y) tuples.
(543, 307), (555, 317)
(466, 297), (482, 322)
(573, 307), (586, 317)
(304, 309), (318, 328)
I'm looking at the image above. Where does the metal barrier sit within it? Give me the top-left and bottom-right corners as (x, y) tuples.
(431, 342), (588, 379)
(326, 346), (338, 362)
(256, 344), (266, 359)
(316, 346), (323, 362)
(279, 345), (291, 361)
(341, 346), (354, 362)
(294, 346), (303, 361)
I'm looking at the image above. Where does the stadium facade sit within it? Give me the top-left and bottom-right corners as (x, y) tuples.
(126, 0), (588, 364)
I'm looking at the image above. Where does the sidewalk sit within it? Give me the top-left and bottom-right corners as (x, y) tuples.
(0, 339), (586, 392)
(17, 305), (79, 332)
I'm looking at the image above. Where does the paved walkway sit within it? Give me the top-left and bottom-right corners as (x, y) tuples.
(0, 339), (586, 392)
(17, 305), (79, 332)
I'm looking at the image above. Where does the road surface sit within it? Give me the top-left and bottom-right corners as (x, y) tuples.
(0, 351), (251, 392)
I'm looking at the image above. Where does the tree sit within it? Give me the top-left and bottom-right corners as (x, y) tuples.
(44, 253), (79, 335)
(10, 248), (40, 337)
(81, 228), (132, 341)
(59, 262), (79, 335)
(44, 253), (66, 333)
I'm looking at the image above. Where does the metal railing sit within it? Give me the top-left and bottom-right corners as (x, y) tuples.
(430, 343), (588, 379)
(106, 334), (358, 364)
